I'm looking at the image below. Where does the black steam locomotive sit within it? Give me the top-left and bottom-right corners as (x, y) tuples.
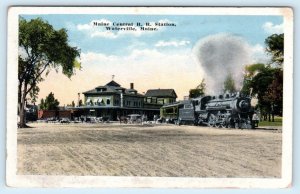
(160, 93), (258, 129)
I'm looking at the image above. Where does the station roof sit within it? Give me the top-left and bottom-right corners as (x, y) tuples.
(83, 80), (143, 97)
(145, 89), (177, 98)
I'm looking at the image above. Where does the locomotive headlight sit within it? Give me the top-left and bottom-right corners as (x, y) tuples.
(239, 100), (250, 110)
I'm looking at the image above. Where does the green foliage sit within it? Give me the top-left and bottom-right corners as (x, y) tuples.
(223, 74), (236, 93)
(245, 63), (266, 77)
(263, 69), (283, 115)
(39, 92), (60, 110)
(71, 101), (75, 107)
(28, 85), (40, 104)
(242, 64), (283, 119)
(241, 63), (266, 95)
(78, 99), (83, 107)
(40, 98), (45, 110)
(241, 34), (284, 119)
(73, 60), (82, 69)
(189, 79), (206, 98)
(250, 66), (276, 99)
(18, 17), (80, 127)
(265, 33), (284, 65)
(19, 17), (81, 79)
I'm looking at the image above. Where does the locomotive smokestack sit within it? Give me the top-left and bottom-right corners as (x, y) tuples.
(130, 83), (134, 89)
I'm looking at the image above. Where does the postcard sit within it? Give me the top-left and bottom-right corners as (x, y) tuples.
(6, 7), (293, 188)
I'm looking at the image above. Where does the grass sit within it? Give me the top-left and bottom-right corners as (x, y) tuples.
(258, 116), (282, 126)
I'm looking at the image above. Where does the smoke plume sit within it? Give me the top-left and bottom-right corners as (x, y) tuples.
(193, 33), (252, 94)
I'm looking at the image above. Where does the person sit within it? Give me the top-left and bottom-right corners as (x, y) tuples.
(252, 112), (259, 127)
(153, 115), (158, 123)
(117, 115), (121, 124)
(252, 112), (259, 120)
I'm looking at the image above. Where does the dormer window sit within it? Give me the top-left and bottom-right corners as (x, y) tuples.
(96, 88), (107, 92)
(117, 89), (125, 93)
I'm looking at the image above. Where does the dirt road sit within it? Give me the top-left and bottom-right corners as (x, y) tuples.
(17, 123), (282, 177)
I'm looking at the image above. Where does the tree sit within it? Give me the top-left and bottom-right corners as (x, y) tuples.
(265, 33), (284, 66)
(78, 99), (83, 107)
(39, 92), (60, 110)
(241, 63), (266, 95)
(263, 69), (283, 118)
(223, 74), (236, 93)
(242, 64), (283, 122)
(244, 65), (281, 121)
(250, 67), (276, 119)
(39, 98), (45, 110)
(263, 33), (284, 120)
(189, 79), (206, 98)
(241, 34), (284, 121)
(18, 17), (80, 127)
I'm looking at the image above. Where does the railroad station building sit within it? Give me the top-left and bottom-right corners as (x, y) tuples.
(70, 80), (177, 121)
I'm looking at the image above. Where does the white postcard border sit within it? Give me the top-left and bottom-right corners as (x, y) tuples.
(6, 6), (293, 188)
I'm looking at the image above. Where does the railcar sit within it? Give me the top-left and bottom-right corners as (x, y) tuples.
(160, 101), (183, 123)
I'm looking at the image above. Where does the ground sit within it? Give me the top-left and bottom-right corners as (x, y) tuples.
(17, 123), (282, 177)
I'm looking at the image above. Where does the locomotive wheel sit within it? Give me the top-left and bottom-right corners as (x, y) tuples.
(207, 114), (216, 127)
(216, 121), (224, 128)
(226, 117), (234, 128)
(220, 121), (227, 128)
(178, 120), (181, 125)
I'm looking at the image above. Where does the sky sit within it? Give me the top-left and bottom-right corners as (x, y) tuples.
(21, 14), (284, 106)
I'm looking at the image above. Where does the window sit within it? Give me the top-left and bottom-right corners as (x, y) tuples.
(166, 108), (174, 114)
(157, 99), (164, 104)
(152, 97), (157, 103)
(147, 97), (151, 103)
(106, 99), (110, 105)
(97, 88), (106, 92)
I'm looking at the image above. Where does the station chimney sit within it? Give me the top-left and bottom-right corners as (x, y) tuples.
(130, 83), (134, 89)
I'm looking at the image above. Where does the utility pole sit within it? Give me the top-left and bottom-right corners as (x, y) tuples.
(77, 93), (80, 107)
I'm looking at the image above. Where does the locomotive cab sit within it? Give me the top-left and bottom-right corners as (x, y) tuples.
(178, 96), (211, 125)
(192, 96), (212, 125)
